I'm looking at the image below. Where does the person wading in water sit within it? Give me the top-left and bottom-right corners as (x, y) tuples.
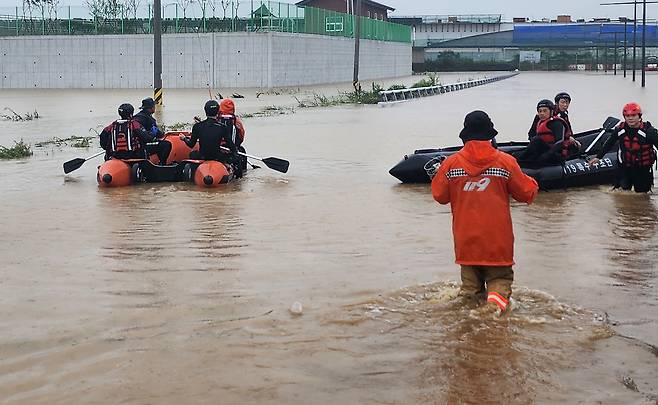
(431, 110), (539, 315)
(589, 102), (658, 193)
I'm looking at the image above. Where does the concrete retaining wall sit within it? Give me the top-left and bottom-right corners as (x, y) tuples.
(0, 32), (411, 89)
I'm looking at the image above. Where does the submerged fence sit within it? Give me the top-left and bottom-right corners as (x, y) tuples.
(0, 1), (411, 42)
(378, 73), (519, 104)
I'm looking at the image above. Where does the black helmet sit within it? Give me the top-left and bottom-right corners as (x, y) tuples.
(118, 103), (134, 119)
(140, 97), (156, 109)
(536, 99), (555, 111)
(204, 100), (219, 116)
(554, 92), (571, 103)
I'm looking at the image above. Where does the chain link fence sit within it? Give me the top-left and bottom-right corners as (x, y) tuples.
(0, 0), (411, 42)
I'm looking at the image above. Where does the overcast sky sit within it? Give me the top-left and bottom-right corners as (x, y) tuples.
(0, 0), (650, 20)
(384, 0), (645, 20)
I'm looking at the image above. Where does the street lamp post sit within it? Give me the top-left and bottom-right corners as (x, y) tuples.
(600, 1), (658, 87)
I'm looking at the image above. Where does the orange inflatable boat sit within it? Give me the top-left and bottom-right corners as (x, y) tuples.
(96, 131), (243, 188)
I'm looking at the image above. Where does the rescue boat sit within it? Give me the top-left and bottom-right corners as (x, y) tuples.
(389, 121), (621, 190)
(96, 131), (245, 188)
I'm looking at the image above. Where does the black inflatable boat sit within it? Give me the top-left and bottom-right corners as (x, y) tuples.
(389, 117), (620, 190)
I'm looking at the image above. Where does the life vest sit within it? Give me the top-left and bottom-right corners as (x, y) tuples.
(109, 119), (143, 153)
(556, 110), (573, 138)
(218, 114), (237, 145)
(618, 122), (657, 167)
(536, 115), (573, 157)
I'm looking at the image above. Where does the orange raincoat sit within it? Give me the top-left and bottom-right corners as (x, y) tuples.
(432, 141), (538, 266)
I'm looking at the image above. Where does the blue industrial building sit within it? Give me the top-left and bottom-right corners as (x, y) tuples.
(390, 15), (658, 70)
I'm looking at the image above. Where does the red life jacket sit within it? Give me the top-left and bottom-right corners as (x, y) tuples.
(618, 122), (657, 167)
(108, 119), (143, 153)
(536, 115), (573, 157)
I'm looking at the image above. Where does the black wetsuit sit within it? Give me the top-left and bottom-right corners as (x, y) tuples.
(528, 114), (541, 140)
(596, 122), (658, 192)
(183, 117), (242, 175)
(134, 109), (171, 165)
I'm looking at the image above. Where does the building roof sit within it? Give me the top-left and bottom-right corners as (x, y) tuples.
(392, 14), (502, 24)
(252, 4), (277, 18)
(295, 0), (395, 12)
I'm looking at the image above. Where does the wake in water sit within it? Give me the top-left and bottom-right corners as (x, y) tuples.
(326, 281), (653, 404)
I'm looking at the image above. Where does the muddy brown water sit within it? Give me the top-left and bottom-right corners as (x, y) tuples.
(0, 72), (657, 404)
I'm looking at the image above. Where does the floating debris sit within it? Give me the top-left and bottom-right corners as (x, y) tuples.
(0, 139), (33, 159)
(162, 122), (192, 131)
(289, 301), (303, 316)
(35, 135), (94, 148)
(1, 107), (40, 121)
(620, 375), (640, 392)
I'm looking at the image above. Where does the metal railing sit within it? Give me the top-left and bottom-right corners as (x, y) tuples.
(378, 73), (518, 104)
(0, 1), (411, 42)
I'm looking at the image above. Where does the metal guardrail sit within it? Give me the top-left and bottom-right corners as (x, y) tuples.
(378, 72), (519, 104)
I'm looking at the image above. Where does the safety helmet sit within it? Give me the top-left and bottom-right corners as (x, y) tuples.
(118, 103), (134, 119)
(622, 102), (642, 116)
(220, 98), (236, 115)
(204, 100), (220, 116)
(554, 92), (571, 103)
(536, 99), (555, 111)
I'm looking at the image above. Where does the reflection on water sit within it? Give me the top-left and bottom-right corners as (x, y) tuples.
(608, 192), (658, 287)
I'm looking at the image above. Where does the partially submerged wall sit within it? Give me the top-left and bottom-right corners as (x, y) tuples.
(0, 32), (411, 89)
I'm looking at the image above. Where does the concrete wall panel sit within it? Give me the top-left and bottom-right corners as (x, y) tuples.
(0, 32), (410, 89)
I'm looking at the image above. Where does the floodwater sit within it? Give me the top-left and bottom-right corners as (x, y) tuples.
(0, 72), (657, 404)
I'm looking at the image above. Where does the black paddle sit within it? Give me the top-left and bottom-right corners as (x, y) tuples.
(63, 151), (105, 174)
(584, 116), (621, 154)
(220, 146), (289, 173)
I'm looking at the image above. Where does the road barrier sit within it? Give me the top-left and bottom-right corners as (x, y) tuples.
(378, 72), (519, 104)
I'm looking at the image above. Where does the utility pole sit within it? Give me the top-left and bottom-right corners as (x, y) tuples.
(623, 17), (628, 77)
(634, 1), (637, 81)
(154, 0), (163, 105)
(353, 0), (361, 92)
(642, 0), (647, 87)
(600, 1), (658, 84)
(614, 32), (618, 74)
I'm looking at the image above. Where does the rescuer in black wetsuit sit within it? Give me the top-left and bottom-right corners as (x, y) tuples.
(179, 100), (242, 177)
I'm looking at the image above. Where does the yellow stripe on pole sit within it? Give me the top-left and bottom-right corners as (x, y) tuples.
(154, 88), (163, 106)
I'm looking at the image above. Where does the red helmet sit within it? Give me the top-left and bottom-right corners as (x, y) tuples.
(622, 102), (642, 116)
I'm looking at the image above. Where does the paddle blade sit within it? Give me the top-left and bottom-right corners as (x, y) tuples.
(262, 157), (289, 173)
(602, 116), (620, 130)
(63, 158), (86, 174)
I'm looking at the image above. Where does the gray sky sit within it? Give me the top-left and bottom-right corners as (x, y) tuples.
(384, 0), (644, 21)
(0, 0), (648, 20)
